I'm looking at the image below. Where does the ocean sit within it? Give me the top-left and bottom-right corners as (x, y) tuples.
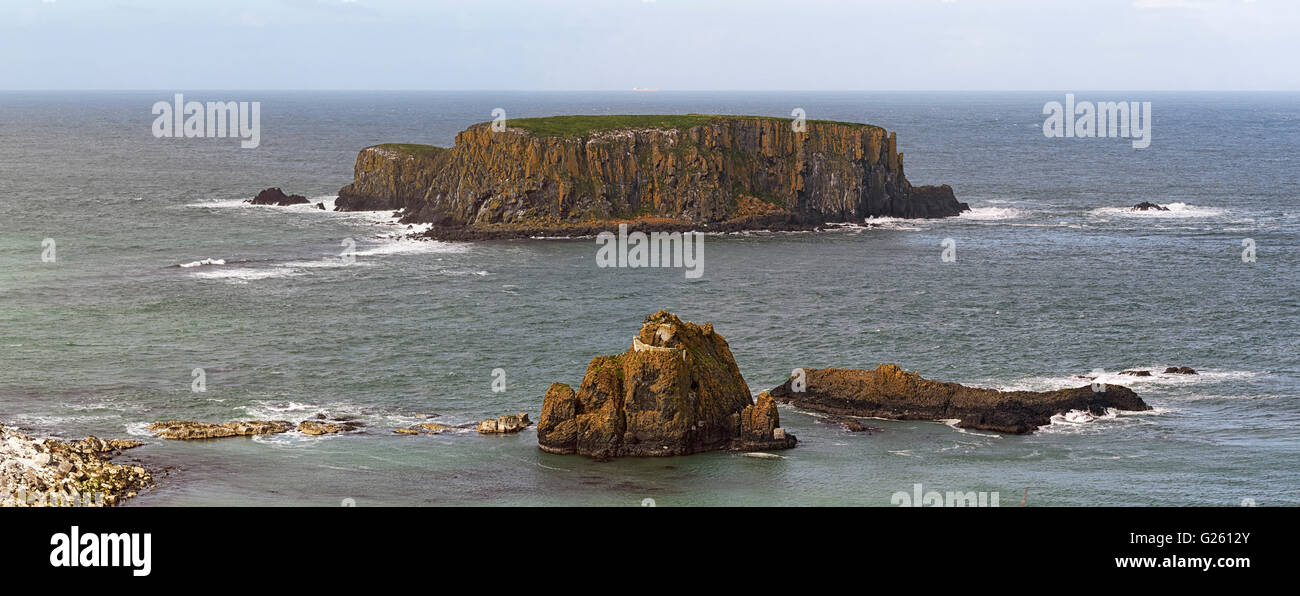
(1, 90), (1296, 506)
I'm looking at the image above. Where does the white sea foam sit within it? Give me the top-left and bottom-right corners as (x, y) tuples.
(958, 206), (1026, 220)
(178, 258), (226, 268)
(189, 267), (300, 282)
(352, 237), (468, 257)
(980, 367), (1261, 393)
(1088, 202), (1227, 219)
(124, 421), (151, 437)
(860, 217), (922, 230)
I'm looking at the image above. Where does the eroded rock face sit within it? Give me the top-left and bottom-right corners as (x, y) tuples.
(248, 187), (310, 206)
(148, 420), (293, 440)
(537, 311), (796, 458)
(335, 116), (968, 237)
(768, 364), (1151, 434)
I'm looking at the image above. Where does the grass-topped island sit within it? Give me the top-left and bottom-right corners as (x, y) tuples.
(334, 114), (967, 239)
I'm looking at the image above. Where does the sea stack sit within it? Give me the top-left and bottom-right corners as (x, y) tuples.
(769, 364), (1152, 434)
(536, 311), (796, 459)
(335, 115), (968, 239)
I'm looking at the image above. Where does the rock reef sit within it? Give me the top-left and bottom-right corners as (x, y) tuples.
(537, 311), (796, 459)
(149, 420), (294, 440)
(335, 115), (968, 238)
(768, 364), (1151, 434)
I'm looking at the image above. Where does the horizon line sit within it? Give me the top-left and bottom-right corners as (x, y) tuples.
(3, 88), (1300, 93)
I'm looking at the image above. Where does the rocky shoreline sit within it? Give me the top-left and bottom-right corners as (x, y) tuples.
(0, 423), (152, 507)
(4, 313), (1167, 501)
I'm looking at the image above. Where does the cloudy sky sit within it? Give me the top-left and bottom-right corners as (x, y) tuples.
(3, 0), (1297, 90)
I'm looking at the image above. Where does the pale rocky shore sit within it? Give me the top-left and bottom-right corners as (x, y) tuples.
(0, 422), (153, 507)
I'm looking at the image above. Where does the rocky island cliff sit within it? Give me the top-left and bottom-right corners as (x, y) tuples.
(336, 115), (968, 238)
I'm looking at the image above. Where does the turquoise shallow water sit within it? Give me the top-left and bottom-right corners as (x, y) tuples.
(1, 91), (1297, 506)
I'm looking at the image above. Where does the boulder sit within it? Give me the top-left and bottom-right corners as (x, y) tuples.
(537, 311), (797, 458)
(148, 420), (293, 440)
(247, 187), (310, 206)
(768, 364), (1151, 434)
(477, 413), (532, 434)
(1132, 202), (1169, 211)
(1164, 366), (1197, 375)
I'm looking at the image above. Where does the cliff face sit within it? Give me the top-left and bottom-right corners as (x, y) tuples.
(537, 311), (796, 459)
(336, 144), (449, 212)
(336, 115), (967, 234)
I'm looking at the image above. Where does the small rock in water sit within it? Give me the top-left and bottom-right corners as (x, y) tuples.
(1132, 201), (1169, 211)
(247, 187), (310, 206)
(478, 412), (532, 434)
(1119, 370), (1152, 377)
(1164, 366), (1197, 375)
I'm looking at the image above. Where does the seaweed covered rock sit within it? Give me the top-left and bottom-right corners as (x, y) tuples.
(768, 364), (1151, 434)
(537, 311), (796, 458)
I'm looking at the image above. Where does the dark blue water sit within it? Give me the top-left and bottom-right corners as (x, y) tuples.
(1, 91), (1296, 505)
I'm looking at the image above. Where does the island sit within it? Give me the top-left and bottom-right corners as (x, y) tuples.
(334, 114), (969, 239)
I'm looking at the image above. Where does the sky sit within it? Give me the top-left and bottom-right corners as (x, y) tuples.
(2, 0), (1297, 90)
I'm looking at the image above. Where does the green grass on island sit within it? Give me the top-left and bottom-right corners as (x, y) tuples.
(504, 114), (882, 138)
(369, 115), (882, 153)
(370, 143), (448, 159)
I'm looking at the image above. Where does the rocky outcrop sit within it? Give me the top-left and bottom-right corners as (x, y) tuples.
(1, 423), (152, 507)
(336, 144), (449, 212)
(537, 311), (796, 459)
(148, 420), (293, 440)
(768, 364), (1151, 434)
(477, 413), (532, 434)
(1164, 366), (1197, 375)
(335, 115), (967, 238)
(248, 187), (310, 206)
(1132, 202), (1169, 211)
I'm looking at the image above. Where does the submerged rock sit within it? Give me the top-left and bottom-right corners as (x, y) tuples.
(768, 364), (1151, 434)
(477, 413), (532, 434)
(1132, 202), (1169, 211)
(247, 187), (310, 206)
(537, 311), (797, 458)
(818, 416), (883, 433)
(1164, 366), (1197, 375)
(1120, 370), (1152, 377)
(148, 420), (293, 440)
